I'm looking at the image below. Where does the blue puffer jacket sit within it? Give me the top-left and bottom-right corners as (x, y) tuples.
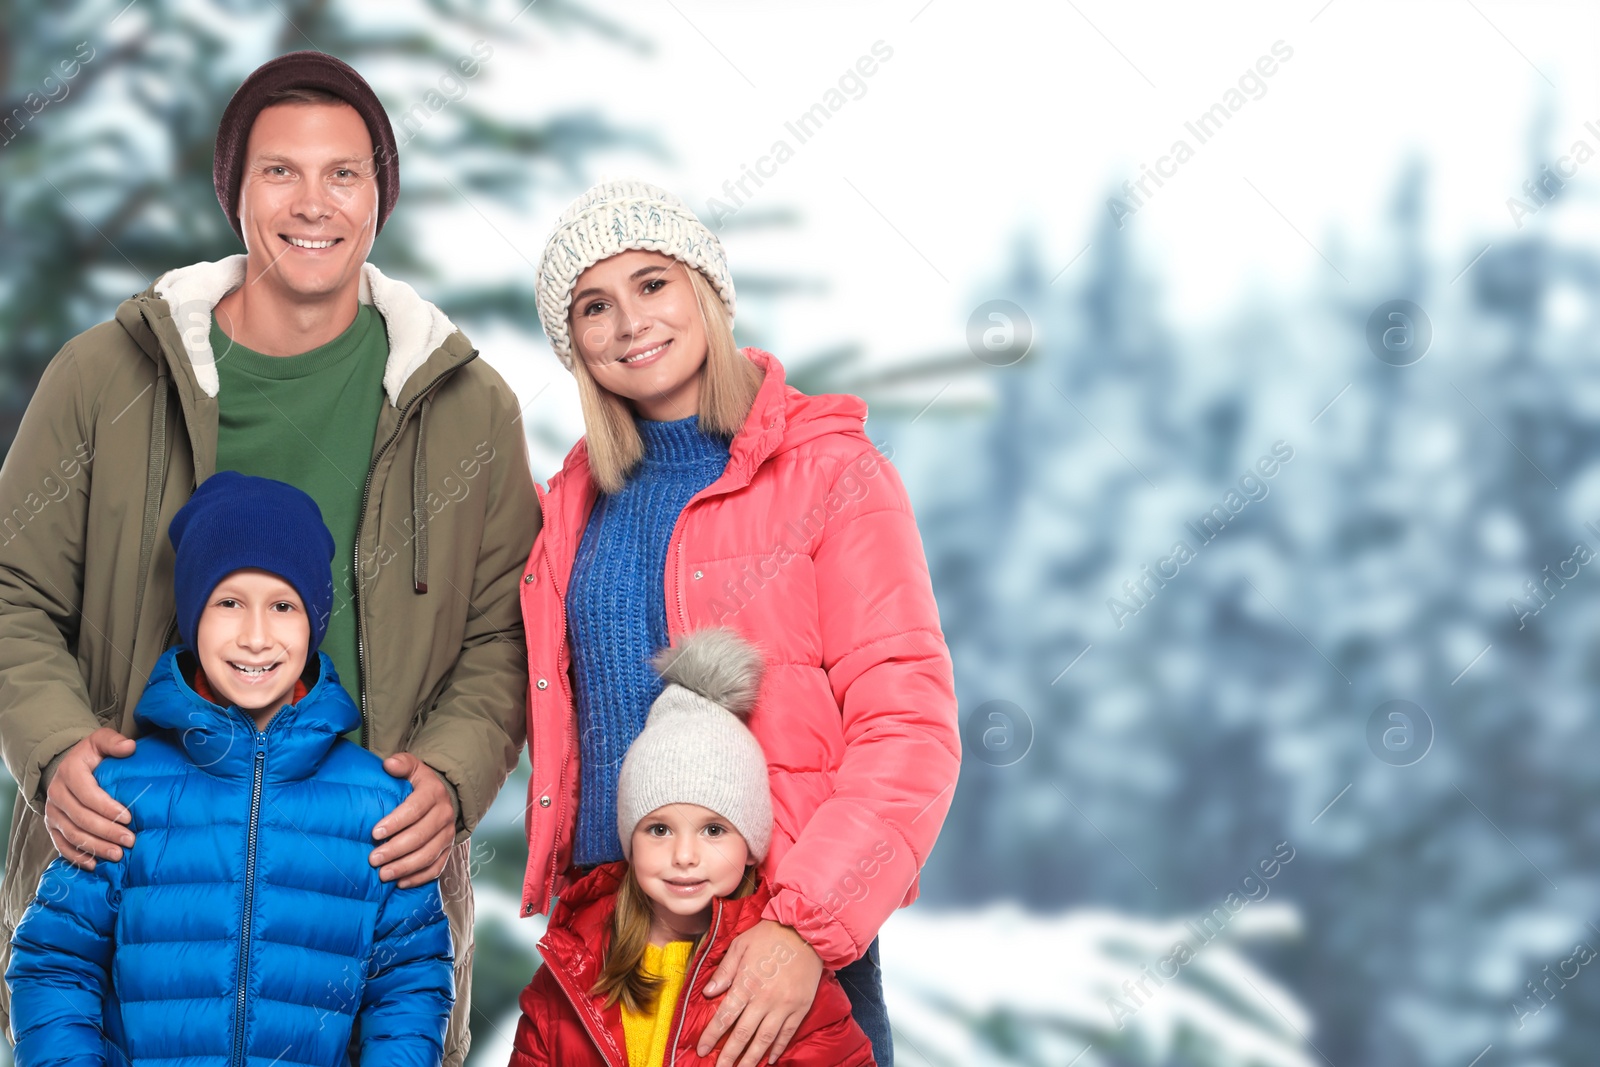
(6, 647), (454, 1066)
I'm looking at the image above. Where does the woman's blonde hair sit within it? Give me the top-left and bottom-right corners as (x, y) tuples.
(591, 860), (758, 1014)
(568, 264), (763, 494)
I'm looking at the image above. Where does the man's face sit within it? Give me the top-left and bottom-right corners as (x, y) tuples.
(236, 102), (378, 302)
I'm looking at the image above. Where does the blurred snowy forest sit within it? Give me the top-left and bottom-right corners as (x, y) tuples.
(889, 162), (1600, 1066)
(3, 2), (1599, 1066)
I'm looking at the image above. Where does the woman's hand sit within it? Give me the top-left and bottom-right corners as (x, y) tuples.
(697, 919), (823, 1066)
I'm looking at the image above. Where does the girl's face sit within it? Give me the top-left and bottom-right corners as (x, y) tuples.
(195, 569), (310, 730)
(630, 803), (752, 942)
(569, 250), (710, 422)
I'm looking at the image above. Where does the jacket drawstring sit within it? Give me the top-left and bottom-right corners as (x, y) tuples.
(411, 395), (431, 594)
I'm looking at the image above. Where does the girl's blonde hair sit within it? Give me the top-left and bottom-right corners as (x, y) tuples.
(591, 861), (758, 1014)
(569, 264), (763, 494)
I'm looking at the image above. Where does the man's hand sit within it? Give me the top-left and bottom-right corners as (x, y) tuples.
(44, 727), (137, 871)
(372, 753), (455, 888)
(697, 919), (823, 1067)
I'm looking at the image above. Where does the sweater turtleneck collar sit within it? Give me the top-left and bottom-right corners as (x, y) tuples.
(635, 413), (731, 470)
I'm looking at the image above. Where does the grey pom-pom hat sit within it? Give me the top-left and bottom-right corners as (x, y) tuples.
(615, 628), (771, 861)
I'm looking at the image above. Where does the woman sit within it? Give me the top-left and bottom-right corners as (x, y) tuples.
(518, 179), (960, 1067)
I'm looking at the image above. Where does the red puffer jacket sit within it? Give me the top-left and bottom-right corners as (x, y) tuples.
(509, 862), (875, 1067)
(518, 349), (961, 969)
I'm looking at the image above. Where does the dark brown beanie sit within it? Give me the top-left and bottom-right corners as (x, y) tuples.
(213, 51), (399, 241)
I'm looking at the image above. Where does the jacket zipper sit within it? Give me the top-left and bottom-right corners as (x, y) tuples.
(666, 897), (724, 1067)
(664, 491), (703, 640)
(352, 353), (478, 748)
(544, 898), (724, 1067)
(230, 716), (280, 1066)
(541, 543), (572, 907)
(540, 476), (699, 907)
(669, 530), (689, 635)
(546, 946), (625, 1067)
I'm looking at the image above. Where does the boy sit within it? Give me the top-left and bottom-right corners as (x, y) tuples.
(6, 471), (453, 1065)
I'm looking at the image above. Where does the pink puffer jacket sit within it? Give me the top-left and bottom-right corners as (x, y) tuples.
(517, 348), (960, 969)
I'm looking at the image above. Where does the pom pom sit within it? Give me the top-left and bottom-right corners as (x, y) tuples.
(651, 628), (764, 718)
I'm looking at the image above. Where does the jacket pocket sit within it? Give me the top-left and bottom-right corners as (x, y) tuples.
(90, 682), (121, 725)
(682, 552), (821, 662)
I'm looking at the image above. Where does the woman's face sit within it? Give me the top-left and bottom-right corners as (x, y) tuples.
(569, 250), (709, 422)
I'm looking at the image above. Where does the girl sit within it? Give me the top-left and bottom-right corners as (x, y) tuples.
(510, 629), (875, 1066)
(519, 179), (961, 1067)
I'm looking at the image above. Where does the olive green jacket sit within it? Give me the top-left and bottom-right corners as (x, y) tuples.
(0, 256), (539, 1061)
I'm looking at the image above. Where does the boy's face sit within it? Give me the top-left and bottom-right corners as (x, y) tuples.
(195, 569), (310, 718)
(630, 803), (752, 938)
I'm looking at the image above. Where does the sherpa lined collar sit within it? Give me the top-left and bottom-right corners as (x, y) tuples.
(151, 254), (457, 408)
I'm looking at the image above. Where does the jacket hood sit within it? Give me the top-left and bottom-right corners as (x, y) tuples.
(709, 348), (871, 485)
(135, 646), (360, 782)
(140, 254), (460, 408)
(743, 348), (870, 458)
(548, 859), (629, 923)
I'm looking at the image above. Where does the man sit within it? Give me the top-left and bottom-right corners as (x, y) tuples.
(0, 51), (537, 1065)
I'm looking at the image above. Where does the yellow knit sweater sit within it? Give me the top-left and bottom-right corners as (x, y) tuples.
(621, 940), (695, 1067)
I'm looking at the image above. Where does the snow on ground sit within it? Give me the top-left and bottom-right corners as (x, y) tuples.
(467, 882), (1314, 1067)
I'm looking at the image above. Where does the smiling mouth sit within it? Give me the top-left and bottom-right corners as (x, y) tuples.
(229, 661), (282, 680)
(282, 235), (342, 249)
(618, 339), (670, 365)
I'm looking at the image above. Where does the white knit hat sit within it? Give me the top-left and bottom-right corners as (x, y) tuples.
(534, 178), (737, 370)
(616, 628), (771, 862)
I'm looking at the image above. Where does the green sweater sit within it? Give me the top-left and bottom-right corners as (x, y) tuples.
(211, 305), (388, 709)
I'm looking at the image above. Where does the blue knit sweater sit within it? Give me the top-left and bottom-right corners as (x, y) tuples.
(567, 415), (731, 865)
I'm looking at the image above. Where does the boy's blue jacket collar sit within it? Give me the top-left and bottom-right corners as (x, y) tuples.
(136, 646), (359, 782)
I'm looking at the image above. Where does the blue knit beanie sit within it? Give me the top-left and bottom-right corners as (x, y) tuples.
(168, 472), (336, 654)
